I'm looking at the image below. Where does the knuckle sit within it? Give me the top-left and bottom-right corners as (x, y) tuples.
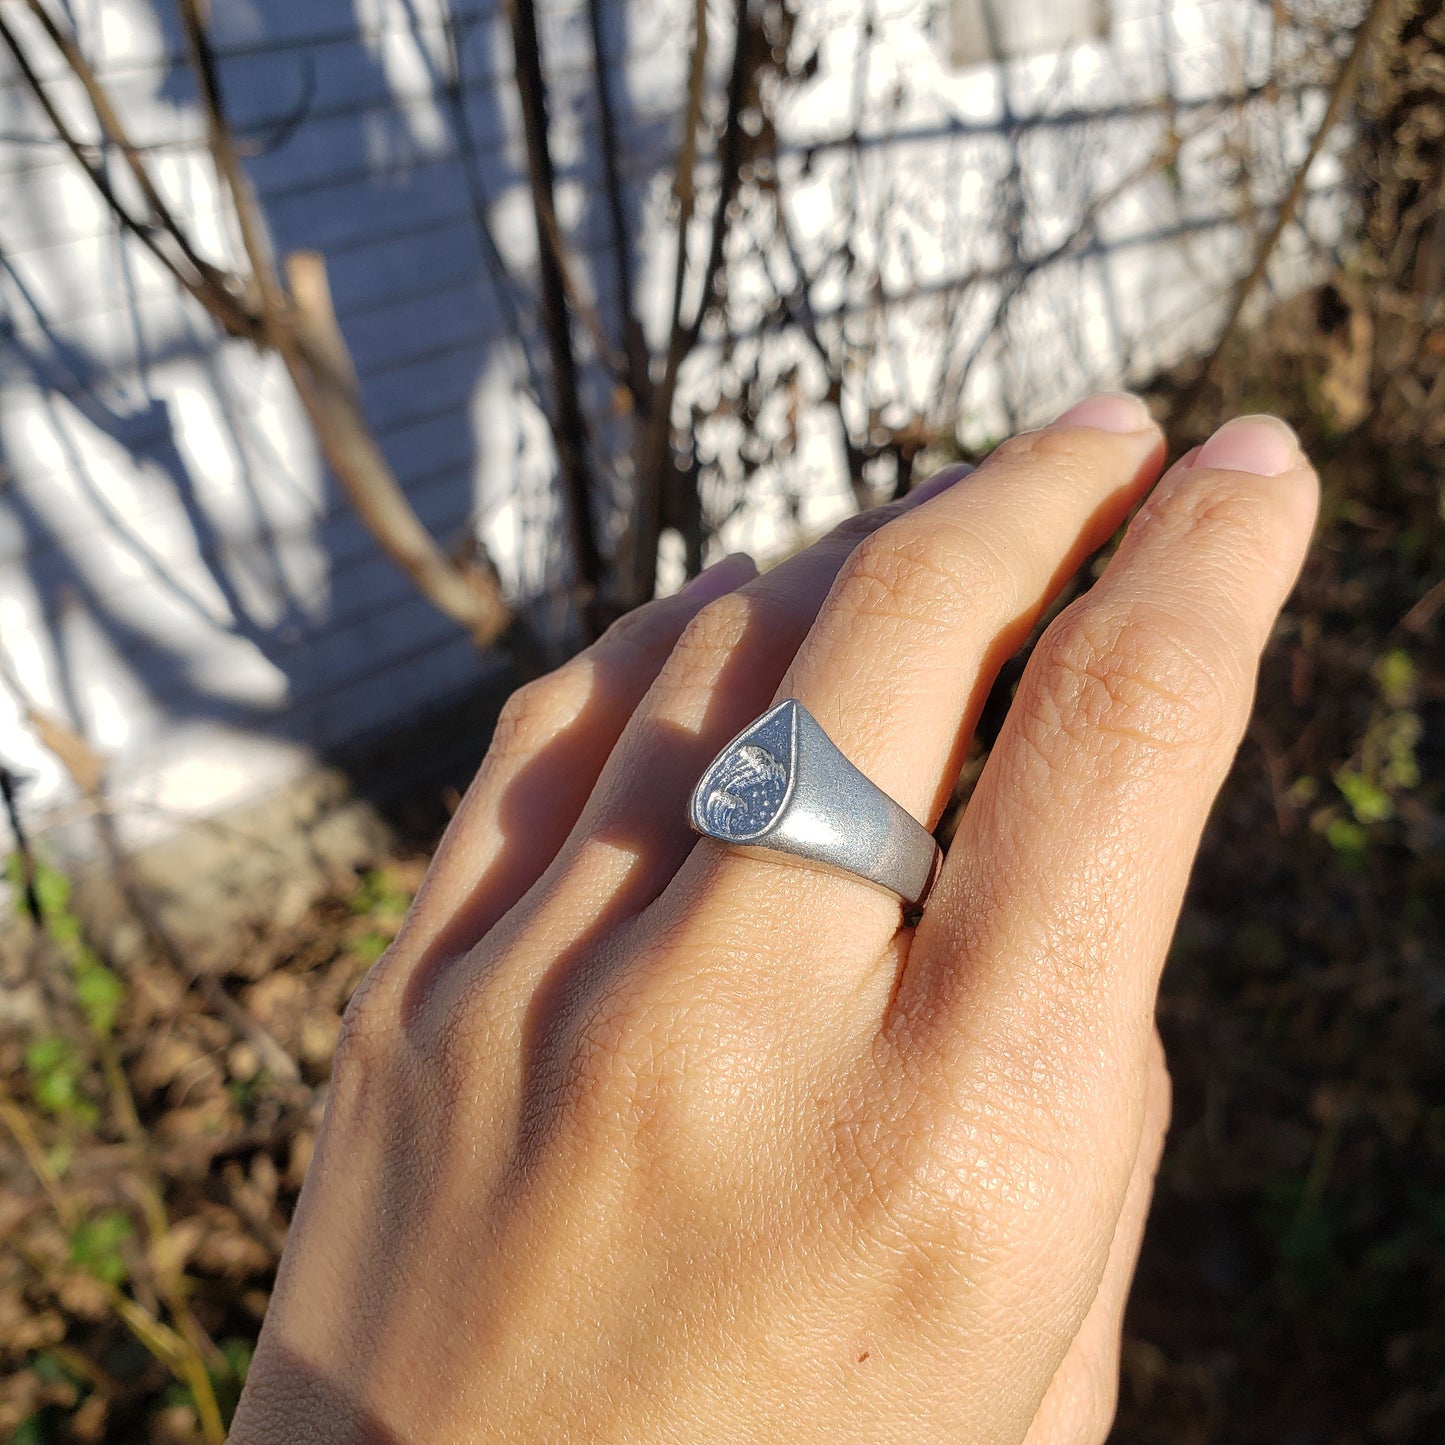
(490, 667), (589, 755)
(1143, 466), (1299, 549)
(599, 592), (667, 643)
(595, 593), (687, 663)
(831, 524), (966, 631)
(679, 590), (754, 653)
(544, 958), (769, 1176)
(987, 424), (1099, 480)
(656, 591), (754, 694)
(1022, 599), (1240, 765)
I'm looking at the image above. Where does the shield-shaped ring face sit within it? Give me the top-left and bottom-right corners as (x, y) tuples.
(690, 701), (797, 842)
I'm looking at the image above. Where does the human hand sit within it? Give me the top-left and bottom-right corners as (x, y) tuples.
(229, 397), (1317, 1444)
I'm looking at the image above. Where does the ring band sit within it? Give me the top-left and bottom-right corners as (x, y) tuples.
(687, 699), (942, 909)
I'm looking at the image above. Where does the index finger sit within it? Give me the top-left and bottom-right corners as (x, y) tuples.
(898, 414), (1317, 1175)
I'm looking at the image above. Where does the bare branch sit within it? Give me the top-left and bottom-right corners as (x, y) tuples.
(624, 0), (753, 607)
(682, 0), (752, 356)
(23, 0), (250, 310)
(0, 11), (259, 339)
(0, 764), (42, 925)
(587, 0), (651, 403)
(506, 0), (605, 611)
(1170, 0), (1396, 425)
(768, 194), (871, 507)
(533, 188), (632, 383)
(284, 253), (511, 647)
(668, 0), (710, 353)
(174, 0), (287, 316)
(174, 1), (512, 647)
(440, 13), (551, 416)
(613, 0), (711, 607)
(11, 2), (511, 650)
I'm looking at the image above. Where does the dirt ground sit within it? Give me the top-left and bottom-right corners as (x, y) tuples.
(2, 282), (1442, 1441)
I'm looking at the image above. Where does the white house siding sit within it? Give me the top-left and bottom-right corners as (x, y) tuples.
(0, 0), (1354, 855)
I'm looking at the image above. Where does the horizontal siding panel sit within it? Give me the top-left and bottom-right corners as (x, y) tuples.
(0, 81), (1312, 261)
(284, 625), (489, 752)
(0, 8), (684, 203)
(0, 3), (502, 92)
(11, 451), (490, 643)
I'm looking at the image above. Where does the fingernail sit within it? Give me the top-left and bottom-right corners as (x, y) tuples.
(679, 551), (756, 602)
(1051, 391), (1154, 434)
(904, 463), (973, 507)
(1192, 415), (1301, 476)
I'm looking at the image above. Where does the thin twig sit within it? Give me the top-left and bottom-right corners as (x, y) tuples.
(1398, 574), (1445, 635)
(768, 194), (871, 507)
(614, 0), (712, 607)
(174, 0), (287, 315)
(668, 0), (710, 359)
(587, 0), (651, 403)
(440, 11), (551, 414)
(0, 1093), (76, 1227)
(0, 12), (258, 340)
(23, 0), (251, 317)
(681, 0), (752, 358)
(627, 0), (753, 607)
(1169, 0), (1397, 425)
(451, 2), (627, 390)
(1, 764), (42, 924)
(533, 192), (632, 382)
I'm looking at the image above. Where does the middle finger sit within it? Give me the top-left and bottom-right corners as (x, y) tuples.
(666, 392), (1165, 953)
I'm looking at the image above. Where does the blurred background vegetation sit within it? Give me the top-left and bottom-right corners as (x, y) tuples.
(0, 0), (1441, 1440)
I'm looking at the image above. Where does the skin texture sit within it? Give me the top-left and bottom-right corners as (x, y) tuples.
(229, 399), (1318, 1445)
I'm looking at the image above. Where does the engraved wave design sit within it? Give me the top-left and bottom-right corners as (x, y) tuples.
(700, 743), (789, 837)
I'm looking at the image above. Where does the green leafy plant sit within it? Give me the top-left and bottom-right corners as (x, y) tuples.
(69, 1209), (134, 1286)
(348, 868), (414, 967)
(15, 858), (127, 1037)
(352, 929), (391, 964)
(24, 1035), (98, 1128)
(1317, 649), (1423, 862)
(2, 849), (230, 1441)
(349, 868), (412, 921)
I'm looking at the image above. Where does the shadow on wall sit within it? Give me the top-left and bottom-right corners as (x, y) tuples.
(0, 0), (667, 838)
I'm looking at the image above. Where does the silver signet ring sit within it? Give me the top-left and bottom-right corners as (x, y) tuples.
(687, 699), (942, 910)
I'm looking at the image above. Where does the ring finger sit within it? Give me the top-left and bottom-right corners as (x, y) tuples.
(392, 475), (966, 1019)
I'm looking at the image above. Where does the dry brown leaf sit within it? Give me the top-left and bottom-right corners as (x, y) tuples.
(132, 1036), (210, 1096)
(241, 973), (306, 1043)
(192, 1204), (274, 1277)
(147, 1214), (206, 1286)
(55, 1270), (109, 1321)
